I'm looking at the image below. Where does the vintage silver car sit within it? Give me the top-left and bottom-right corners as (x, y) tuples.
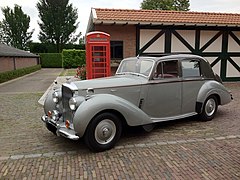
(41, 54), (232, 152)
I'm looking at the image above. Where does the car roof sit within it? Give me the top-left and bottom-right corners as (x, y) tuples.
(136, 54), (207, 62)
(121, 54), (214, 78)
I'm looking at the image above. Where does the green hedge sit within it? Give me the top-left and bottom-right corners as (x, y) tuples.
(30, 42), (85, 53)
(39, 53), (62, 68)
(62, 49), (86, 68)
(0, 65), (41, 84)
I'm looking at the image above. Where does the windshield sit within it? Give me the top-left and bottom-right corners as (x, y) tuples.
(116, 58), (154, 77)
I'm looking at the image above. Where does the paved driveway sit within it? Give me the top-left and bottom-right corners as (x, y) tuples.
(0, 68), (62, 93)
(0, 77), (239, 179)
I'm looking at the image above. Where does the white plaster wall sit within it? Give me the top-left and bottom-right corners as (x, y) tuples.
(226, 57), (240, 77)
(140, 29), (164, 53)
(200, 31), (222, 52)
(171, 30), (195, 52)
(228, 31), (240, 52)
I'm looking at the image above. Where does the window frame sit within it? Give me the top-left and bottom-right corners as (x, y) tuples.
(153, 59), (180, 80)
(110, 41), (123, 60)
(181, 59), (202, 79)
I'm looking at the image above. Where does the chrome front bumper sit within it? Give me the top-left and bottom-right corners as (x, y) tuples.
(41, 115), (79, 140)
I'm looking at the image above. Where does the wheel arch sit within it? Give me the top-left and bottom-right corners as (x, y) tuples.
(197, 81), (223, 104)
(90, 109), (128, 128)
(196, 93), (220, 114)
(214, 93), (221, 105)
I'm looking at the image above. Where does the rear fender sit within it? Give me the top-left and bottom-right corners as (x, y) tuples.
(73, 94), (152, 137)
(197, 81), (231, 112)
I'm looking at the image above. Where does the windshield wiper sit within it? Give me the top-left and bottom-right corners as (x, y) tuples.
(117, 72), (142, 77)
(116, 72), (126, 75)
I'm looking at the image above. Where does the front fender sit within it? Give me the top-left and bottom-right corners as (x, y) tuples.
(73, 94), (152, 137)
(43, 90), (56, 114)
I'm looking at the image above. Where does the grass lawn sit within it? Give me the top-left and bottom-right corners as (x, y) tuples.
(60, 69), (76, 76)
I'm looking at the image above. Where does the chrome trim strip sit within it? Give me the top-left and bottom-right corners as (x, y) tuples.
(151, 112), (197, 123)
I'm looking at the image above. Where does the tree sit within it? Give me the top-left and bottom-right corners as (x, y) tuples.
(0, 22), (5, 44)
(37, 0), (80, 52)
(0, 5), (34, 50)
(141, 0), (190, 11)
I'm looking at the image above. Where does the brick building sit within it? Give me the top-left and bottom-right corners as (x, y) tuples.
(0, 43), (40, 73)
(86, 8), (240, 81)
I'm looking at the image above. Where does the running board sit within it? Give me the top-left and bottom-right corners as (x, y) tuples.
(151, 112), (197, 123)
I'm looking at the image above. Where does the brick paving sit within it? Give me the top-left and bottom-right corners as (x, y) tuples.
(0, 139), (239, 179)
(0, 83), (239, 179)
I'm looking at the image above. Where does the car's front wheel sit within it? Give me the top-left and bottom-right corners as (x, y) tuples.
(84, 112), (122, 152)
(199, 95), (218, 121)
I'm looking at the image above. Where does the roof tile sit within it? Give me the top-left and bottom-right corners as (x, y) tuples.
(0, 43), (38, 57)
(94, 8), (240, 26)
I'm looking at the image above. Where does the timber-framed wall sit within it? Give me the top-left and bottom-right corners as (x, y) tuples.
(137, 25), (240, 81)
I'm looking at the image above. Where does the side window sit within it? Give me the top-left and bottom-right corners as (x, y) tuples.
(155, 60), (178, 79)
(182, 60), (201, 78)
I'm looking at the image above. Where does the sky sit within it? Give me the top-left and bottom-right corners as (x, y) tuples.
(0, 0), (240, 42)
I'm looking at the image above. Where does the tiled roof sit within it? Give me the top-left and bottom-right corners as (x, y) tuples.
(0, 43), (38, 57)
(93, 8), (240, 26)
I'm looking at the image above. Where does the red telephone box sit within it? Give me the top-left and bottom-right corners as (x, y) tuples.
(86, 31), (111, 79)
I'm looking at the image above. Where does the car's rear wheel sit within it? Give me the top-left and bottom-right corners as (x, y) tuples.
(199, 95), (218, 121)
(84, 112), (122, 152)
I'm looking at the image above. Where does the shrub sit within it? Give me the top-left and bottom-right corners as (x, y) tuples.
(30, 43), (56, 53)
(75, 65), (86, 80)
(39, 53), (62, 68)
(62, 49), (85, 68)
(0, 65), (41, 84)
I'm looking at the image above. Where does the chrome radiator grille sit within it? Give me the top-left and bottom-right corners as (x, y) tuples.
(62, 85), (73, 122)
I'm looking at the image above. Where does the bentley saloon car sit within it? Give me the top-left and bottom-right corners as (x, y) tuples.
(41, 54), (232, 152)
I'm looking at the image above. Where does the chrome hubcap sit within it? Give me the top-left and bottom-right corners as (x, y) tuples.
(95, 119), (116, 145)
(205, 98), (216, 117)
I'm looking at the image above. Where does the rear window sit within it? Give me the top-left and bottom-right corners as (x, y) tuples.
(182, 60), (201, 78)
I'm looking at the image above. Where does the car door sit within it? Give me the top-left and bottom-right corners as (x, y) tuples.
(181, 59), (205, 114)
(143, 60), (182, 119)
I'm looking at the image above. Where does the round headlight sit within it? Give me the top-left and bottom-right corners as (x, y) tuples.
(52, 92), (59, 103)
(69, 97), (77, 110)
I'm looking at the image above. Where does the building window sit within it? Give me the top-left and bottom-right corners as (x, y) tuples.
(111, 41), (123, 60)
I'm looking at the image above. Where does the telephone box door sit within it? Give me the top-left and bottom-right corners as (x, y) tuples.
(86, 32), (111, 79)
